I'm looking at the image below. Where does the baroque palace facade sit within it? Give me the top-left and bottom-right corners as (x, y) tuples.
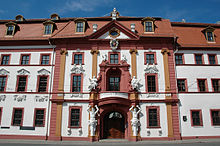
(0, 9), (219, 141)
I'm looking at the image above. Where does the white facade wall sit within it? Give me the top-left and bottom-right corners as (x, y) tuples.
(176, 50), (220, 137)
(0, 49), (55, 136)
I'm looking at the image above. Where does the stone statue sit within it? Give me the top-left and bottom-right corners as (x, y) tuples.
(102, 54), (107, 62)
(131, 76), (142, 91)
(121, 54), (127, 62)
(129, 105), (141, 136)
(88, 76), (98, 91)
(87, 105), (99, 136)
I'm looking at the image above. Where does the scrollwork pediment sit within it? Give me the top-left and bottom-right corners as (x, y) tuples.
(17, 69), (30, 75)
(0, 68), (9, 75)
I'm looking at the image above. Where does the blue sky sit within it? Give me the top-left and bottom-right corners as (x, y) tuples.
(0, 0), (219, 23)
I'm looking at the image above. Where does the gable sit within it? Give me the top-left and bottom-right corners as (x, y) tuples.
(88, 20), (139, 40)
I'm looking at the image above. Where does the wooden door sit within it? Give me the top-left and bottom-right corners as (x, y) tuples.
(103, 111), (125, 139)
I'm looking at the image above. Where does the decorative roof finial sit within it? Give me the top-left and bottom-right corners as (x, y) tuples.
(111, 8), (119, 20)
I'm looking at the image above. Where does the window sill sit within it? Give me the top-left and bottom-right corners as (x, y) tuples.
(147, 126), (161, 129)
(68, 126), (82, 128)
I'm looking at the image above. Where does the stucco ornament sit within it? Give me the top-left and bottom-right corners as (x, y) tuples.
(144, 63), (159, 74)
(14, 95), (26, 102)
(71, 64), (85, 74)
(110, 39), (119, 51)
(87, 105), (99, 136)
(121, 54), (127, 62)
(71, 93), (83, 98)
(17, 69), (30, 75)
(37, 68), (50, 75)
(129, 105), (141, 136)
(0, 95), (6, 102)
(102, 54), (107, 62)
(131, 76), (142, 91)
(0, 68), (9, 75)
(88, 76), (98, 91)
(111, 8), (118, 20)
(35, 95), (48, 102)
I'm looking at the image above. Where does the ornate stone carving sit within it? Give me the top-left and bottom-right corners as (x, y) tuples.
(14, 95), (26, 102)
(35, 95), (48, 102)
(0, 69), (9, 75)
(87, 105), (99, 136)
(71, 64), (85, 74)
(17, 69), (30, 75)
(144, 63), (159, 74)
(121, 54), (127, 62)
(131, 76), (143, 91)
(102, 54), (107, 62)
(110, 39), (119, 51)
(0, 95), (6, 102)
(71, 93), (83, 98)
(111, 8), (119, 20)
(37, 68), (50, 75)
(146, 93), (159, 98)
(88, 76), (98, 91)
(129, 105), (141, 136)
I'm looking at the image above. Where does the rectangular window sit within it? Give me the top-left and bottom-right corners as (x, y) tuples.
(12, 108), (23, 126)
(40, 54), (50, 65)
(76, 22), (84, 32)
(44, 24), (52, 35)
(208, 54), (217, 65)
(71, 75), (81, 92)
(211, 110), (220, 126)
(110, 54), (119, 64)
(195, 54), (203, 64)
(0, 76), (7, 92)
(20, 54), (30, 65)
(197, 79), (207, 92)
(73, 53), (83, 65)
(69, 107), (81, 128)
(37, 76), (48, 92)
(145, 52), (156, 65)
(207, 32), (214, 42)
(212, 79), (220, 92)
(145, 21), (153, 32)
(191, 110), (203, 126)
(17, 76), (27, 92)
(6, 25), (15, 36)
(109, 77), (120, 91)
(147, 106), (160, 128)
(177, 79), (187, 92)
(175, 54), (184, 65)
(1, 55), (10, 65)
(34, 109), (45, 127)
(147, 75), (156, 92)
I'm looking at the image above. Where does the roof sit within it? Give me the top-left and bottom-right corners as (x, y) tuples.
(0, 16), (173, 41)
(172, 22), (220, 48)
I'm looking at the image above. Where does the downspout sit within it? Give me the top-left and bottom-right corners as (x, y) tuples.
(172, 36), (182, 139)
(45, 38), (56, 140)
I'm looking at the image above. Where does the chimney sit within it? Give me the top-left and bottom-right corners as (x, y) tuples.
(93, 24), (98, 32)
(131, 23), (135, 32)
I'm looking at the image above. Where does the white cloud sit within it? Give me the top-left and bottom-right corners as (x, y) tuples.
(58, 0), (114, 14)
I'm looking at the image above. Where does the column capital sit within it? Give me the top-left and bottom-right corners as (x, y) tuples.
(60, 48), (68, 55)
(161, 48), (170, 55)
(90, 49), (99, 55)
(129, 49), (138, 54)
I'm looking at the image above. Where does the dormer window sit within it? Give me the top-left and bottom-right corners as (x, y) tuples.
(207, 31), (214, 42)
(203, 26), (215, 42)
(142, 17), (155, 33)
(5, 21), (17, 36)
(15, 15), (25, 21)
(50, 13), (60, 20)
(43, 20), (55, 35)
(74, 18), (86, 33)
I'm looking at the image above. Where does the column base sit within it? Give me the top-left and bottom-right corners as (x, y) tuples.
(89, 136), (99, 142)
(47, 136), (62, 141)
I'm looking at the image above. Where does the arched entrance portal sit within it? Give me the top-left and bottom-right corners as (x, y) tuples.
(103, 111), (125, 139)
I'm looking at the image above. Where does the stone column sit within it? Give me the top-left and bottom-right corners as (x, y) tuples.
(89, 48), (99, 141)
(161, 48), (174, 138)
